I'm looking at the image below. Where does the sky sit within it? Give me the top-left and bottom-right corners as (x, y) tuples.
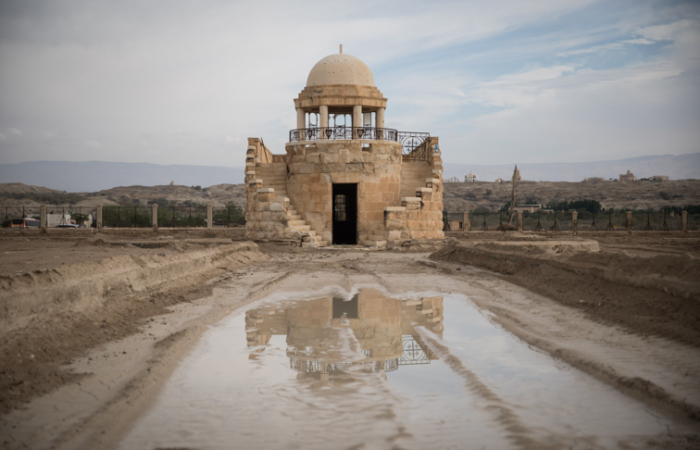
(0, 0), (699, 168)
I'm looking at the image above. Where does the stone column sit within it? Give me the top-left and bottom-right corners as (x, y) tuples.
(353, 105), (362, 138)
(377, 108), (385, 129)
(296, 108), (305, 129)
(96, 204), (103, 231)
(152, 204), (158, 231)
(207, 204), (213, 229)
(296, 108), (305, 141)
(40, 205), (47, 230)
(682, 210), (688, 233)
(572, 211), (578, 234)
(517, 211), (523, 232)
(320, 105), (329, 138)
(626, 211), (632, 233)
(462, 211), (469, 233)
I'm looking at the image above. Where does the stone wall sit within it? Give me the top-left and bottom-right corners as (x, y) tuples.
(285, 140), (403, 244)
(384, 137), (444, 243)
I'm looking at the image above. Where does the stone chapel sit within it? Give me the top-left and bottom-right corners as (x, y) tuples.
(244, 48), (444, 247)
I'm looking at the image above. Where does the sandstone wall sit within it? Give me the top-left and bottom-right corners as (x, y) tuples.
(400, 161), (433, 199)
(285, 140), (403, 244)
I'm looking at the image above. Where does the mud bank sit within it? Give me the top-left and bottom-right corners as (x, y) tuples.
(2, 239), (700, 449)
(0, 238), (267, 414)
(430, 237), (700, 420)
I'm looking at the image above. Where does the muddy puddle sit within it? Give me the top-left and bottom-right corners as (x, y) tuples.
(118, 286), (686, 450)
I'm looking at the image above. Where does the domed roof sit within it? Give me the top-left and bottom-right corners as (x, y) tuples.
(306, 53), (375, 87)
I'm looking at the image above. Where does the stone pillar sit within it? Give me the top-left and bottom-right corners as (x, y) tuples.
(207, 204), (213, 229)
(572, 211), (578, 234)
(462, 211), (469, 232)
(96, 204), (103, 231)
(517, 211), (523, 232)
(40, 205), (47, 230)
(626, 211), (632, 233)
(296, 108), (305, 129)
(377, 108), (385, 129)
(353, 105), (362, 136)
(151, 204), (158, 230)
(320, 105), (329, 137)
(682, 211), (688, 233)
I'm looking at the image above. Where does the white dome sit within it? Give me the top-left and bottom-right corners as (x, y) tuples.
(306, 53), (375, 87)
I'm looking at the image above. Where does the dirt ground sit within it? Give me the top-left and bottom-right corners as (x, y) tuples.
(1, 232), (699, 449)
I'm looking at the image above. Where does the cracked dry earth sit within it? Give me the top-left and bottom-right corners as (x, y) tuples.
(2, 243), (700, 450)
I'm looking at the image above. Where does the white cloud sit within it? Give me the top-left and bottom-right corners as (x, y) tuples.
(84, 140), (104, 150)
(8, 128), (22, 136)
(0, 133), (5, 140)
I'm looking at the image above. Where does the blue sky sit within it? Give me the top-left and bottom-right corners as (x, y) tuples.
(0, 0), (698, 168)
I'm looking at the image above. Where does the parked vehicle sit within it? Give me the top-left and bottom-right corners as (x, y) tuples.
(8, 218), (41, 228)
(54, 224), (79, 228)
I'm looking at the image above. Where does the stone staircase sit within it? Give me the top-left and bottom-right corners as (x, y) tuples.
(255, 163), (327, 247)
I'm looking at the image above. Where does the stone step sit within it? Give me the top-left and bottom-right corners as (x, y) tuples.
(291, 225), (311, 232)
(360, 240), (387, 248)
(288, 214), (301, 220)
(288, 220), (306, 226)
(369, 234), (386, 241)
(316, 240), (328, 247)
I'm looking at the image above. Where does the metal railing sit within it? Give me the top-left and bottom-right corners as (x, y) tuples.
(289, 126), (431, 159)
(289, 126), (397, 142)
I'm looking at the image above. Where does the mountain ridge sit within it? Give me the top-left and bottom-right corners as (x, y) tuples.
(0, 153), (697, 192)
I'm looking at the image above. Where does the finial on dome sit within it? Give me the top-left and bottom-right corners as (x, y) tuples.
(340, 44), (343, 54)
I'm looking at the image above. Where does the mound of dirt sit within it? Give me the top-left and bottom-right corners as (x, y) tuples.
(431, 236), (700, 348)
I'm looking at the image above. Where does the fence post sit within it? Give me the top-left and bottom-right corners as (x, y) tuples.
(207, 204), (213, 229)
(152, 204), (158, 231)
(40, 205), (47, 230)
(96, 205), (103, 231)
(572, 211), (578, 235)
(462, 211), (470, 232)
(517, 211), (523, 232)
(626, 211), (632, 233)
(682, 211), (687, 233)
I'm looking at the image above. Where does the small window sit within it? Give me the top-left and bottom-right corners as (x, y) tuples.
(334, 194), (346, 221)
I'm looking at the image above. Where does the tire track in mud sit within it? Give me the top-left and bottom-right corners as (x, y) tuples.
(414, 327), (553, 450)
(452, 272), (700, 425)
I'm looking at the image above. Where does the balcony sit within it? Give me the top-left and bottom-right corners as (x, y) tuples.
(289, 126), (430, 158)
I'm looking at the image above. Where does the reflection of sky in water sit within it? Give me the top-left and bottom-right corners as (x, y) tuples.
(118, 289), (683, 450)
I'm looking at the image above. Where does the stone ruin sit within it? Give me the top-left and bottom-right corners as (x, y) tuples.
(245, 49), (444, 247)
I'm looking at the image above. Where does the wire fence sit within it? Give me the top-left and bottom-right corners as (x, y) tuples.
(1, 203), (245, 228)
(448, 211), (699, 232)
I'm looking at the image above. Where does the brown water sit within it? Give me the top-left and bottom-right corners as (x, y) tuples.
(117, 285), (685, 450)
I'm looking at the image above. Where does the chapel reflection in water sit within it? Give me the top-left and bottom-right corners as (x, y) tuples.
(245, 289), (444, 379)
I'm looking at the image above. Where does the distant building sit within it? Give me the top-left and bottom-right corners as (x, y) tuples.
(494, 177), (504, 183)
(650, 175), (669, 182)
(619, 170), (637, 182)
(444, 176), (460, 183)
(464, 172), (477, 183)
(513, 204), (541, 213)
(583, 177), (605, 182)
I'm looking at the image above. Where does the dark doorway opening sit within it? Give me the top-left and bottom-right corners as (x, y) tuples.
(332, 294), (359, 319)
(332, 183), (357, 245)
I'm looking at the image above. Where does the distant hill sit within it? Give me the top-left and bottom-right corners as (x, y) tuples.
(442, 153), (700, 183)
(0, 161), (245, 192)
(0, 153), (697, 192)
